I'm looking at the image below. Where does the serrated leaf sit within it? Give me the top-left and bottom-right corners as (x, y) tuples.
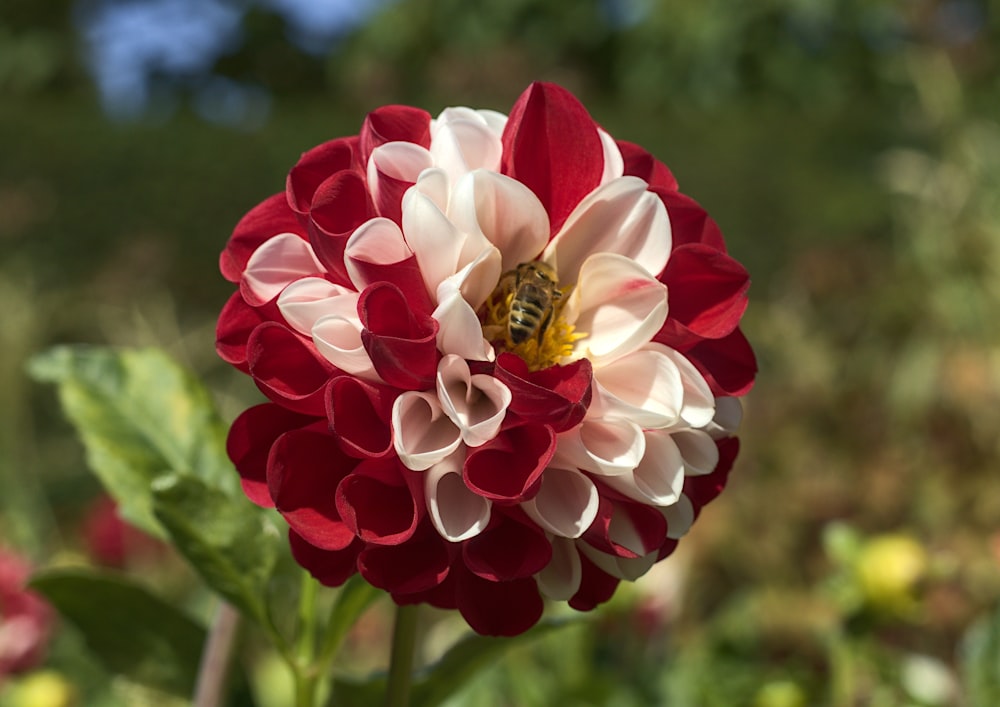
(151, 474), (279, 629)
(29, 346), (237, 536)
(328, 616), (578, 707)
(961, 603), (1000, 707)
(31, 568), (206, 697)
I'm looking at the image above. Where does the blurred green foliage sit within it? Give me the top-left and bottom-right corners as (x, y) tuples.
(2, 0), (1000, 704)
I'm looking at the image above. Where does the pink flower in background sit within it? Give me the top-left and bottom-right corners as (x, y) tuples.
(0, 549), (53, 679)
(82, 495), (164, 568)
(218, 82), (755, 636)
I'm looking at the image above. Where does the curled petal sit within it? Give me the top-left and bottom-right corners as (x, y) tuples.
(501, 81), (604, 234)
(436, 355), (511, 447)
(367, 141), (434, 224)
(522, 467), (598, 538)
(430, 112), (503, 182)
(221, 192), (303, 283)
(278, 277), (355, 336)
(247, 322), (335, 415)
(462, 512), (551, 581)
(684, 437), (739, 516)
(432, 285), (495, 362)
(598, 128), (625, 184)
(241, 233), (326, 306)
(543, 177), (670, 285)
(359, 282), (440, 390)
(326, 376), (398, 459)
(463, 424), (556, 503)
(401, 187), (464, 299)
(658, 345), (716, 428)
(227, 403), (316, 508)
(290, 530), (362, 587)
(583, 496), (667, 560)
(448, 170), (550, 272)
(310, 291), (382, 383)
(286, 137), (359, 217)
(563, 253), (668, 366)
(359, 104), (432, 163)
(336, 457), (421, 545)
(308, 170), (376, 281)
(217, 291), (271, 372)
(455, 567), (544, 637)
(535, 536), (582, 600)
(425, 450), (491, 542)
(392, 391), (462, 471)
(679, 327), (757, 397)
(600, 429), (685, 506)
(663, 495), (695, 539)
(705, 397), (744, 439)
(493, 354), (592, 432)
(358, 526), (451, 596)
(672, 429), (719, 476)
(653, 189), (725, 251)
(554, 418), (645, 477)
(591, 347), (684, 429)
(268, 427), (359, 551)
(579, 543), (658, 582)
(568, 551), (620, 612)
(618, 140), (678, 191)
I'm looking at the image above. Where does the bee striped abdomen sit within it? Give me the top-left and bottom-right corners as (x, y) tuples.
(509, 284), (550, 344)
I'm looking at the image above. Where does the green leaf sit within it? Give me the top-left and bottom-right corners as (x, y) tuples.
(30, 568), (206, 697)
(329, 616), (578, 707)
(318, 575), (383, 666)
(29, 345), (237, 536)
(151, 474), (279, 630)
(961, 602), (1000, 707)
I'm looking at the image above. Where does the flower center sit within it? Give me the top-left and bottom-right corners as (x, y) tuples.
(481, 262), (586, 371)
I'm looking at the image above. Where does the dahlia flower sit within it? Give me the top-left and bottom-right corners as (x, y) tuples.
(218, 82), (755, 636)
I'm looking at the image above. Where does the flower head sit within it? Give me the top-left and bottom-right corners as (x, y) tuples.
(218, 82), (756, 636)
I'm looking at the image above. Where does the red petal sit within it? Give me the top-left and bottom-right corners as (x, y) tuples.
(357, 524), (451, 595)
(268, 426), (359, 551)
(654, 188), (727, 252)
(326, 376), (398, 459)
(336, 457), (423, 545)
(493, 353), (592, 432)
(501, 82), (604, 234)
(463, 424), (556, 503)
(582, 495), (667, 559)
(247, 322), (337, 415)
(289, 529), (362, 587)
(359, 104), (432, 164)
(391, 570), (458, 610)
(455, 565), (544, 636)
(657, 243), (749, 346)
(220, 192), (304, 283)
(216, 291), (274, 373)
(286, 137), (360, 217)
(683, 327), (757, 397)
(358, 282), (439, 390)
(685, 436), (740, 516)
(370, 169), (415, 227)
(227, 403), (317, 508)
(618, 140), (679, 191)
(462, 511), (551, 581)
(568, 551), (620, 612)
(308, 170), (376, 282)
(348, 252), (434, 316)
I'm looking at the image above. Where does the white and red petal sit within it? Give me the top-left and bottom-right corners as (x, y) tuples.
(535, 536), (582, 600)
(562, 253), (669, 366)
(521, 467), (598, 539)
(600, 429), (685, 506)
(543, 176), (670, 285)
(672, 428), (720, 476)
(590, 346), (685, 428)
(435, 355), (511, 447)
(241, 232), (326, 306)
(221, 192), (304, 283)
(463, 424), (555, 503)
(392, 390), (463, 471)
(424, 449), (491, 542)
(554, 418), (645, 477)
(277, 277), (356, 336)
(429, 108), (504, 182)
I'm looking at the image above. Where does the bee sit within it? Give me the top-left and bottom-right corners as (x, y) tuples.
(501, 261), (563, 345)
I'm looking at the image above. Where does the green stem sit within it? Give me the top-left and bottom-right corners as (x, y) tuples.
(293, 571), (320, 707)
(384, 604), (420, 707)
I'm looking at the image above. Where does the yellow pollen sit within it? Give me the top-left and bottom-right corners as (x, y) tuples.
(481, 285), (587, 371)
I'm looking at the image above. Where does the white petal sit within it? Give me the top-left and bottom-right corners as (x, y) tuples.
(243, 233), (325, 304)
(591, 347), (684, 428)
(277, 277), (355, 336)
(430, 114), (503, 181)
(435, 355), (511, 448)
(392, 391), (463, 471)
(705, 397), (744, 439)
(522, 468), (598, 538)
(535, 536), (582, 600)
(311, 306), (381, 382)
(663, 495), (695, 539)
(448, 170), (550, 272)
(432, 285), (495, 361)
(598, 128), (625, 184)
(673, 429), (719, 476)
(425, 449), (491, 542)
(579, 542), (659, 582)
(401, 187), (464, 300)
(562, 253), (668, 366)
(658, 346), (715, 429)
(475, 109), (508, 136)
(412, 167), (450, 213)
(542, 176), (670, 284)
(344, 217), (413, 291)
(602, 429), (685, 506)
(367, 141), (433, 184)
(553, 418), (645, 477)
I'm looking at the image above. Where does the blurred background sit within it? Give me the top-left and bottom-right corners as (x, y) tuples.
(2, 0), (999, 705)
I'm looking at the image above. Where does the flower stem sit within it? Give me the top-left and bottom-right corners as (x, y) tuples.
(293, 570), (320, 707)
(384, 603), (420, 707)
(193, 602), (241, 707)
